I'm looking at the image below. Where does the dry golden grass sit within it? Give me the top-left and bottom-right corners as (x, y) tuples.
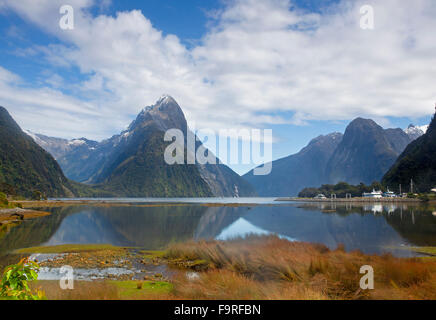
(165, 235), (436, 300)
(33, 281), (121, 300)
(31, 280), (174, 300)
(26, 235), (436, 300)
(170, 270), (331, 300)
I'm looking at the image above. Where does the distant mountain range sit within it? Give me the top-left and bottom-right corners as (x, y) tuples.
(24, 96), (255, 197)
(23, 132), (99, 183)
(245, 118), (426, 196)
(1, 94), (432, 199)
(244, 133), (343, 196)
(383, 114), (436, 193)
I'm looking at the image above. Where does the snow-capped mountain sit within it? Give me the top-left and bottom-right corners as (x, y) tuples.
(24, 131), (98, 161)
(418, 124), (429, 133)
(24, 95), (255, 197)
(404, 124), (428, 141)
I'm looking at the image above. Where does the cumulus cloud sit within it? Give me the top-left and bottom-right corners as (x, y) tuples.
(0, 0), (435, 141)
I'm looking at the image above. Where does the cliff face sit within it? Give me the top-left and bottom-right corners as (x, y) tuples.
(0, 106), (75, 198)
(326, 118), (412, 185)
(383, 114), (436, 192)
(244, 133), (343, 196)
(246, 117), (415, 196)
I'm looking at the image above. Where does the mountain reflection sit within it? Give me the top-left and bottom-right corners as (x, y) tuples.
(1, 203), (435, 257)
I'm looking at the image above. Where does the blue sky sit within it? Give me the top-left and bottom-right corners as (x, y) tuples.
(0, 0), (434, 175)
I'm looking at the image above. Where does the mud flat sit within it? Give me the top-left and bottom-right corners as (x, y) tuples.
(0, 207), (51, 225)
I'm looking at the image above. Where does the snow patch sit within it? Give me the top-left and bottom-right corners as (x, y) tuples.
(68, 139), (86, 146)
(404, 124), (427, 139)
(418, 125), (429, 133)
(158, 94), (172, 102)
(24, 130), (38, 141)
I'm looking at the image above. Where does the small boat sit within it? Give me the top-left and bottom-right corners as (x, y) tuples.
(383, 188), (397, 198)
(363, 189), (383, 198)
(314, 194), (327, 199)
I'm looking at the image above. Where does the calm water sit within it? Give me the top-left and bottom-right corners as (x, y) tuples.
(1, 199), (435, 258)
(52, 197), (279, 204)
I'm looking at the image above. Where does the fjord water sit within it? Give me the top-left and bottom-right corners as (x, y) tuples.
(1, 199), (435, 258)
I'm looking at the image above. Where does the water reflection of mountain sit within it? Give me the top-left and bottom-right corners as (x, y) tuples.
(44, 208), (127, 247)
(243, 206), (402, 253)
(0, 206), (77, 255)
(194, 206), (250, 240)
(1, 205), (239, 253)
(1, 203), (434, 256)
(46, 206), (210, 249)
(384, 207), (436, 246)
(242, 204), (436, 254)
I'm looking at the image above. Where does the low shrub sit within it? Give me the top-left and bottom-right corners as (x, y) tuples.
(0, 192), (8, 207)
(0, 258), (45, 300)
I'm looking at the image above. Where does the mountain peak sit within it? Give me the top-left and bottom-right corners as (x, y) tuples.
(0, 106), (21, 132)
(157, 94), (175, 103)
(326, 117), (412, 185)
(348, 117), (378, 128)
(142, 95), (177, 112)
(340, 118), (382, 145)
(404, 124), (426, 140)
(130, 95), (187, 133)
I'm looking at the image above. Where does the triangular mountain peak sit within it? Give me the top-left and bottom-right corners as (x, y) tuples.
(129, 95), (187, 132)
(0, 106), (22, 132)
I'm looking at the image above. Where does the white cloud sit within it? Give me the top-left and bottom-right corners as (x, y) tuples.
(0, 0), (435, 141)
(0, 67), (115, 140)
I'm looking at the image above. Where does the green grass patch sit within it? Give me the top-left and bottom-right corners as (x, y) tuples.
(16, 244), (126, 254)
(168, 258), (210, 271)
(141, 250), (166, 260)
(409, 247), (436, 256)
(385, 246), (436, 260)
(109, 280), (173, 298)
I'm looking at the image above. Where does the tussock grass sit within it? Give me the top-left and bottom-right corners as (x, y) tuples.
(165, 235), (436, 300)
(26, 236), (436, 300)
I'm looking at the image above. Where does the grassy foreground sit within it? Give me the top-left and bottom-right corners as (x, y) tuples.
(18, 236), (436, 300)
(163, 236), (436, 300)
(30, 280), (173, 300)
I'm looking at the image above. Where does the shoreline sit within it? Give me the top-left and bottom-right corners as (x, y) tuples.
(0, 207), (51, 225)
(275, 197), (423, 203)
(11, 200), (279, 208)
(4, 237), (434, 300)
(11, 196), (426, 209)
